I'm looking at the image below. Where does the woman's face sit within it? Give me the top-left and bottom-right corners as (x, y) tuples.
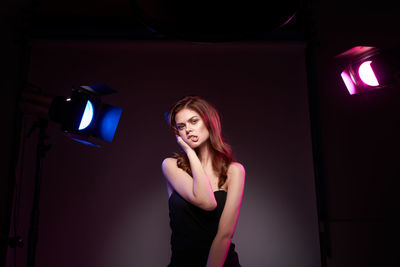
(175, 108), (210, 149)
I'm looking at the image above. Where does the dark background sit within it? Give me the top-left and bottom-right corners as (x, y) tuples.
(8, 41), (319, 267)
(2, 1), (400, 267)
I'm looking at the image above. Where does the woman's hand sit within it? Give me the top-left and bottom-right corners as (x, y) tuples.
(176, 135), (194, 154)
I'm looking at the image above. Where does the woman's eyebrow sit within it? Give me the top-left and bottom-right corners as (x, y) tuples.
(176, 116), (198, 125)
(176, 115), (197, 124)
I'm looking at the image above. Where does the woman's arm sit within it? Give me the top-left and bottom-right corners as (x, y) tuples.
(161, 136), (217, 210)
(206, 162), (245, 267)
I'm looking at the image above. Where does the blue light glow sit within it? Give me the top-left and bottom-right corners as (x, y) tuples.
(79, 100), (94, 130)
(98, 106), (122, 142)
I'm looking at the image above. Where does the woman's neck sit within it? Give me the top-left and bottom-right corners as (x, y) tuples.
(196, 141), (213, 168)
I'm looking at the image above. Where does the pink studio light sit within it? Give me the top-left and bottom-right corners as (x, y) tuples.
(358, 61), (380, 86)
(335, 46), (382, 95)
(341, 70), (356, 95)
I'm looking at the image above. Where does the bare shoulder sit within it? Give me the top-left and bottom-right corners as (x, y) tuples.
(161, 157), (177, 169)
(227, 162), (246, 187)
(161, 157), (178, 197)
(228, 162), (246, 177)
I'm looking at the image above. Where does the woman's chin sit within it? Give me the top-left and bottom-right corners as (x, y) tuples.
(188, 140), (202, 149)
(190, 143), (199, 149)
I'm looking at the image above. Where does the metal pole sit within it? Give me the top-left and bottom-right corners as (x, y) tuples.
(26, 119), (50, 267)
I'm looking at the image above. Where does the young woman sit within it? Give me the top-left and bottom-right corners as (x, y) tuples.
(162, 95), (245, 267)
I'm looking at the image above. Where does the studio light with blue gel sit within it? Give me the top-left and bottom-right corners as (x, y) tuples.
(78, 100), (94, 130)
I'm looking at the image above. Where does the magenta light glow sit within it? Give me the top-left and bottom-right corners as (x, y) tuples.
(341, 70), (356, 95)
(358, 61), (379, 86)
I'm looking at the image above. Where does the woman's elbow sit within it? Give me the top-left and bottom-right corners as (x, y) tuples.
(192, 193), (217, 211)
(204, 202), (218, 211)
(197, 199), (217, 211)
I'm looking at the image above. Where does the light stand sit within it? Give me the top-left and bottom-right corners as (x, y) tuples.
(26, 118), (50, 267)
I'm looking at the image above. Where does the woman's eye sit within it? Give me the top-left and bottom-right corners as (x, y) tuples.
(177, 125), (185, 130)
(191, 119), (198, 124)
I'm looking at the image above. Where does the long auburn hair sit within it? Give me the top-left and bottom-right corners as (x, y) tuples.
(166, 95), (234, 188)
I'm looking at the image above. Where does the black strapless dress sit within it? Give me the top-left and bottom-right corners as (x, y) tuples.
(167, 190), (241, 267)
